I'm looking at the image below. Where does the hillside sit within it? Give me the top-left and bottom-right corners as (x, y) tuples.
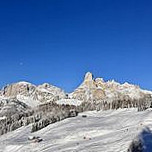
(0, 108), (152, 152)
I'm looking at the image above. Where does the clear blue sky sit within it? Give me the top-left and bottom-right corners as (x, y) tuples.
(0, 0), (152, 92)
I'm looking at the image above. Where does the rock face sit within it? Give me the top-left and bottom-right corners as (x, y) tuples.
(1, 82), (35, 97)
(0, 72), (152, 108)
(0, 82), (66, 107)
(69, 72), (105, 101)
(70, 72), (152, 103)
(0, 98), (28, 117)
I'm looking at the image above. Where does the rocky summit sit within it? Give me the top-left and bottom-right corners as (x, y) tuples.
(0, 72), (152, 108)
(0, 81), (66, 107)
(70, 72), (152, 104)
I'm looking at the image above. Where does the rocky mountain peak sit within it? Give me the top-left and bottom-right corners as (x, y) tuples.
(84, 72), (93, 82)
(0, 72), (152, 107)
(95, 78), (104, 87)
(83, 72), (96, 88)
(70, 72), (152, 102)
(1, 81), (35, 97)
(0, 81), (66, 107)
(40, 83), (50, 88)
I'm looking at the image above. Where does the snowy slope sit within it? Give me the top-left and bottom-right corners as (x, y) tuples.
(56, 99), (83, 106)
(0, 108), (152, 152)
(16, 95), (41, 107)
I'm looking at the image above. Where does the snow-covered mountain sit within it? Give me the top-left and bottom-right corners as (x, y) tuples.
(70, 72), (152, 103)
(0, 72), (152, 108)
(0, 82), (66, 107)
(0, 73), (152, 152)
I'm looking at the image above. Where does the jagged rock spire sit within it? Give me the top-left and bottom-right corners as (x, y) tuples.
(84, 72), (93, 82)
(83, 72), (96, 89)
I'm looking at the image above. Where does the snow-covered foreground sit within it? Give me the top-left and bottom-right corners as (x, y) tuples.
(0, 108), (152, 152)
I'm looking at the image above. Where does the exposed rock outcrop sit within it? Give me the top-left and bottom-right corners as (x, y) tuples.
(70, 72), (152, 105)
(0, 82), (66, 107)
(70, 72), (105, 101)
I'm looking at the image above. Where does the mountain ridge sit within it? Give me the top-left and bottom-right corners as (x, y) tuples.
(0, 72), (152, 108)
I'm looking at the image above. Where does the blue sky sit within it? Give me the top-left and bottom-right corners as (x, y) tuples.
(0, 0), (152, 92)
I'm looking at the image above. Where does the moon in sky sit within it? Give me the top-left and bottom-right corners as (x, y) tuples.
(19, 62), (23, 66)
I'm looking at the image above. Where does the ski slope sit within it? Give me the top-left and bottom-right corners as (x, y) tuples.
(0, 108), (152, 152)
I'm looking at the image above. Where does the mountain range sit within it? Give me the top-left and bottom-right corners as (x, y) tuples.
(0, 72), (152, 152)
(0, 72), (152, 108)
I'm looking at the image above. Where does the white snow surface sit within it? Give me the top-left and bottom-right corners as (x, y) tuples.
(0, 116), (6, 120)
(17, 81), (33, 85)
(56, 99), (83, 106)
(16, 95), (41, 108)
(0, 108), (152, 152)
